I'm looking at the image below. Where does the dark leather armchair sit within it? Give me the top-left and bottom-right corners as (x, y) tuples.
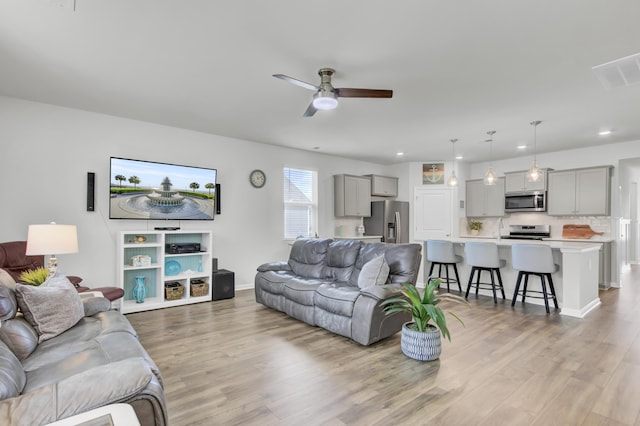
(0, 241), (124, 302)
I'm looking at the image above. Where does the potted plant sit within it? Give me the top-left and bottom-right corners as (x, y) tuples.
(19, 267), (50, 286)
(469, 220), (483, 235)
(381, 278), (466, 361)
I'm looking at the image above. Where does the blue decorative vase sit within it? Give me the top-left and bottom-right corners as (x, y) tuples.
(133, 276), (147, 303)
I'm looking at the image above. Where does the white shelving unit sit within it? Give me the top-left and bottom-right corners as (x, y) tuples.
(117, 230), (212, 313)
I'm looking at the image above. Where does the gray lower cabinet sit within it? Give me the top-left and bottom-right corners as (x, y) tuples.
(334, 174), (371, 217)
(465, 178), (505, 217)
(548, 166), (611, 216)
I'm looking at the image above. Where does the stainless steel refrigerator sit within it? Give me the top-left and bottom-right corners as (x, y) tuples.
(364, 200), (410, 243)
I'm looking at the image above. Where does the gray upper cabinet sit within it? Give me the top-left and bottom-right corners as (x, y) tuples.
(334, 174), (372, 217)
(504, 170), (547, 193)
(547, 166), (611, 216)
(365, 174), (398, 197)
(465, 178), (505, 217)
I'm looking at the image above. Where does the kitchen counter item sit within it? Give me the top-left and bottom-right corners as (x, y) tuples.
(562, 224), (604, 239)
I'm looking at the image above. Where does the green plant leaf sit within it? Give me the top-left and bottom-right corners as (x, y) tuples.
(380, 280), (466, 342)
(18, 267), (50, 286)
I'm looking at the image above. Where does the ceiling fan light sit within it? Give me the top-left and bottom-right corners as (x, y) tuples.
(312, 92), (338, 110)
(527, 160), (541, 182)
(484, 166), (497, 186)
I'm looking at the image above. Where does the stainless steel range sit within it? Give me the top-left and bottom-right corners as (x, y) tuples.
(501, 224), (550, 241)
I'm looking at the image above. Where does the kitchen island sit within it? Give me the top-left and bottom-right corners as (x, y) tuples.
(423, 237), (602, 318)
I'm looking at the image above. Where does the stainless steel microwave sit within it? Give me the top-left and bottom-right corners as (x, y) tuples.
(504, 191), (546, 213)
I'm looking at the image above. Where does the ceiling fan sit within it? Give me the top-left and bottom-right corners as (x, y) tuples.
(273, 68), (393, 117)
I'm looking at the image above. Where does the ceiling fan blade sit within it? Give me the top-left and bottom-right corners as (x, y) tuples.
(303, 102), (318, 117)
(273, 74), (318, 91)
(335, 88), (393, 98)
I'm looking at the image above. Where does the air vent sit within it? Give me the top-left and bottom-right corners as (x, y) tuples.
(592, 52), (640, 89)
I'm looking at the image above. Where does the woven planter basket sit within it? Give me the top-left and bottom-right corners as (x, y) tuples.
(400, 322), (442, 361)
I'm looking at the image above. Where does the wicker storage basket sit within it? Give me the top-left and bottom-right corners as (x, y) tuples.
(190, 281), (209, 297)
(165, 282), (184, 301)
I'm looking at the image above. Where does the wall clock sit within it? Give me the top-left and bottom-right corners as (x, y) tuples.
(249, 169), (266, 188)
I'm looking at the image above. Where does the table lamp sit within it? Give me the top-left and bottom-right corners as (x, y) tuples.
(26, 222), (79, 274)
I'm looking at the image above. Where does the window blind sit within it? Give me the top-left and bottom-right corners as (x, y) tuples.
(284, 167), (317, 239)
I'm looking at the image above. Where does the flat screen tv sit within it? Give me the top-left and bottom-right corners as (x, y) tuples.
(109, 157), (217, 220)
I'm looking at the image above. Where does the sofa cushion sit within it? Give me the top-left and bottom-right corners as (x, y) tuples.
(357, 255), (389, 288)
(283, 277), (327, 306)
(349, 243), (422, 286)
(14, 273), (85, 343)
(288, 238), (331, 279)
(0, 283), (17, 320)
(23, 311), (139, 372)
(0, 268), (16, 290)
(314, 283), (362, 317)
(323, 240), (362, 282)
(0, 340), (26, 399)
(0, 316), (39, 360)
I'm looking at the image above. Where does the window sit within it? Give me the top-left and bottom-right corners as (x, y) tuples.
(284, 167), (318, 239)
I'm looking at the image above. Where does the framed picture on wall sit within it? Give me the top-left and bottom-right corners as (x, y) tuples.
(423, 163), (444, 184)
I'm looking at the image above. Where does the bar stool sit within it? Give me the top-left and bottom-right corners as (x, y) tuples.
(464, 241), (506, 303)
(511, 244), (559, 313)
(426, 240), (463, 292)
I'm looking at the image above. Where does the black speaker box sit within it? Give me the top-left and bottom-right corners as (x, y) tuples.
(215, 183), (221, 215)
(212, 258), (218, 273)
(212, 269), (234, 300)
(87, 172), (95, 212)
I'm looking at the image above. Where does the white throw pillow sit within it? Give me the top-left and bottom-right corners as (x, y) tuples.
(357, 255), (390, 288)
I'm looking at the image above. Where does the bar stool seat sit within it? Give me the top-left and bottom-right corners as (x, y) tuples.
(464, 241), (506, 303)
(511, 244), (560, 313)
(426, 240), (463, 292)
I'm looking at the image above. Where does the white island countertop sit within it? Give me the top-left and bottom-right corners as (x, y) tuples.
(425, 237), (602, 318)
(459, 234), (613, 243)
(456, 236), (606, 251)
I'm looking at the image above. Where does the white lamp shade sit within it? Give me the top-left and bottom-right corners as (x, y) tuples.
(26, 224), (78, 255)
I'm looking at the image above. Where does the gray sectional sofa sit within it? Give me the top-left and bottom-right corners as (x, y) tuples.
(255, 238), (422, 345)
(0, 270), (167, 426)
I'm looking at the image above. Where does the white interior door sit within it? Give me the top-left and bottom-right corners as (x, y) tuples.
(414, 187), (453, 241)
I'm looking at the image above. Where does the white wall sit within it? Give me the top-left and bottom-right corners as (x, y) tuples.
(0, 96), (389, 289)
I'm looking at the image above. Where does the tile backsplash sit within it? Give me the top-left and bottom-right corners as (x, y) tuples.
(460, 213), (612, 239)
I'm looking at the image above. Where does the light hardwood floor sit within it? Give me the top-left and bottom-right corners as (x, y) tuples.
(127, 266), (640, 425)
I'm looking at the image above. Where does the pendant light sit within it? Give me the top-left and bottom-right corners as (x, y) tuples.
(527, 120), (542, 182)
(483, 130), (497, 186)
(447, 138), (458, 187)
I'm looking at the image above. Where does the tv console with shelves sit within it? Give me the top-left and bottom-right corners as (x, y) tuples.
(117, 230), (213, 313)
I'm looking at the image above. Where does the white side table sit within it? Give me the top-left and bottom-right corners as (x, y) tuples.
(46, 403), (140, 426)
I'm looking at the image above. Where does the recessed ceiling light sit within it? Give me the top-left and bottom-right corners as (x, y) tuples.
(598, 130), (611, 136)
(517, 144), (527, 150)
(455, 155), (463, 160)
(396, 152), (404, 156)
